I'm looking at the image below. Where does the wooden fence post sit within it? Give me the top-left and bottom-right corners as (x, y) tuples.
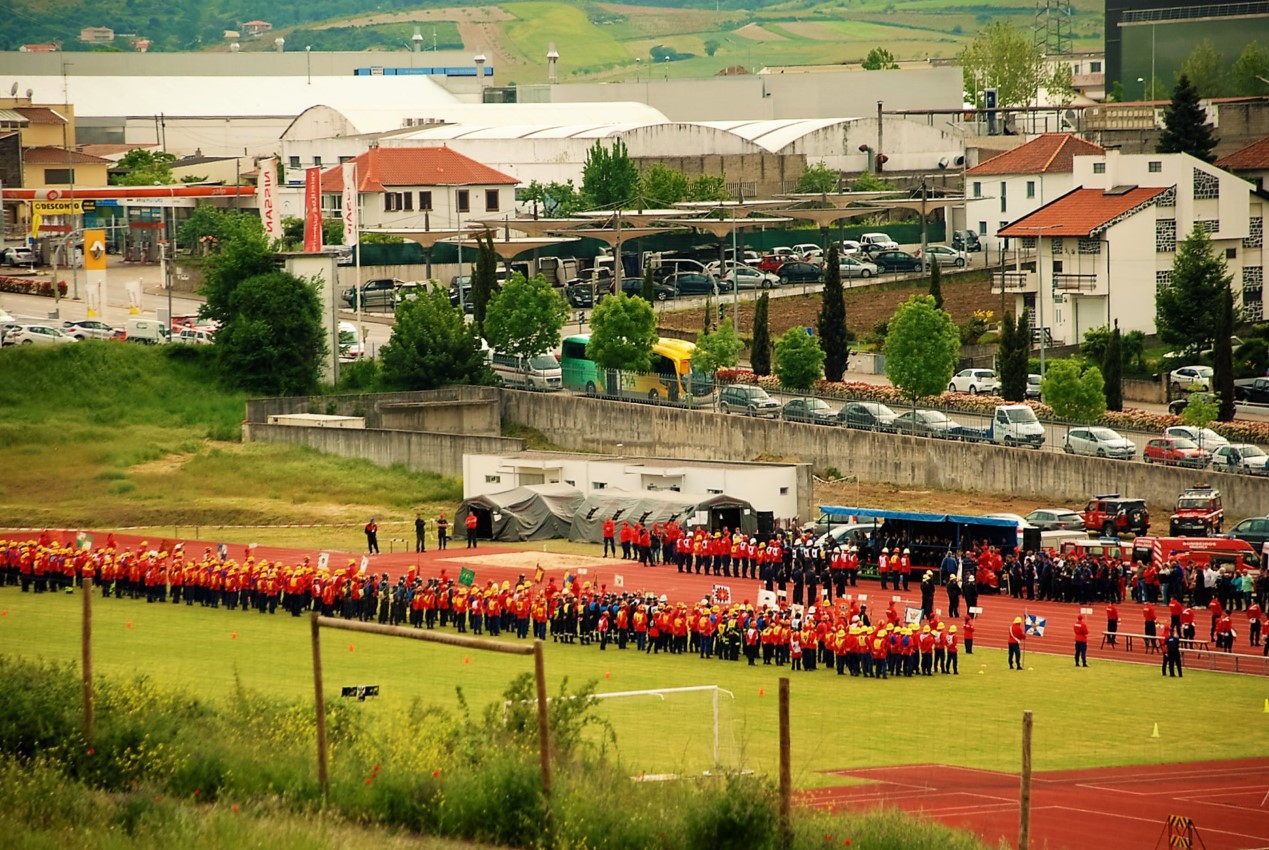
(311, 612), (329, 805)
(1020, 710), (1033, 850)
(779, 677), (791, 850)
(534, 640), (552, 799)
(82, 577), (93, 743)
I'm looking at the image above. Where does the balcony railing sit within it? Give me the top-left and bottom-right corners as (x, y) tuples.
(993, 270), (1035, 293)
(1052, 273), (1099, 292)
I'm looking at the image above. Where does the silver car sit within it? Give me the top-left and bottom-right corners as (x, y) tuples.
(838, 256), (878, 279)
(894, 408), (959, 438)
(1063, 426), (1136, 460)
(1163, 425), (1229, 451)
(1209, 444), (1269, 474)
(919, 244), (969, 268)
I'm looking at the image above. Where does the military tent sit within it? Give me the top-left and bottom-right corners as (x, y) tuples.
(568, 490), (757, 543)
(456, 483), (584, 542)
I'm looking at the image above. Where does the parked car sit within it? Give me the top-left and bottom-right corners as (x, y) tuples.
(62, 319), (118, 341)
(756, 254), (787, 274)
(837, 401), (898, 431)
(1143, 436), (1211, 468)
(948, 368), (1001, 395)
(769, 247), (799, 262)
(342, 278), (402, 310)
(668, 272), (729, 296)
(948, 404), (1045, 447)
(781, 397), (838, 425)
(777, 261), (823, 285)
(723, 248), (762, 267)
(1023, 508), (1085, 531)
(564, 279), (596, 308)
(1234, 376), (1269, 403)
(918, 244), (969, 268)
(450, 275), (474, 313)
(2, 246), (37, 267)
(395, 281), (432, 303)
(1228, 515), (1269, 551)
(125, 319), (170, 345)
(1162, 425), (1229, 451)
(1025, 373), (1043, 400)
(951, 230), (982, 252)
(858, 232), (898, 253)
(838, 256), (878, 279)
(1169, 485), (1224, 536)
(1209, 443), (1269, 475)
(872, 250), (922, 273)
(1063, 426), (1137, 460)
(175, 327), (215, 345)
(791, 243), (822, 261)
(721, 265), (780, 290)
(718, 384), (780, 417)
(894, 408), (959, 438)
(1080, 494), (1150, 537)
(1168, 364), (1212, 392)
(617, 276), (676, 302)
(8, 323), (76, 345)
(838, 240), (862, 256)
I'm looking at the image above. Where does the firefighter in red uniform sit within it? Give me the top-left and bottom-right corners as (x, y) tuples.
(1008, 616), (1026, 669)
(1073, 614), (1090, 666)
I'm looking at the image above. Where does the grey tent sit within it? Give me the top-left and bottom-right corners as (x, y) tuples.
(456, 483), (584, 542)
(569, 490), (757, 543)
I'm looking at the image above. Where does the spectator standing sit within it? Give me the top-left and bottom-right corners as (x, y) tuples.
(364, 518), (379, 555)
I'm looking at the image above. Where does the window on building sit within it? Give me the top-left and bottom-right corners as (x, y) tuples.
(484, 475), (501, 483)
(564, 479), (575, 487)
(972, 181), (982, 198)
(1000, 181), (1007, 213)
(402, 191), (413, 211)
(1052, 259), (1064, 274)
(288, 155), (301, 169)
(313, 155), (322, 167)
(779, 487), (789, 495)
(1090, 61), (1101, 73)
(419, 190), (433, 211)
(1093, 162), (1105, 174)
(1026, 180), (1036, 199)
(338, 155), (353, 164)
(457, 190), (470, 213)
(592, 481), (607, 490)
(43, 168), (74, 184)
(1226, 247), (1237, 260)
(978, 221), (987, 235)
(485, 189), (500, 212)
(1148, 161), (1162, 173)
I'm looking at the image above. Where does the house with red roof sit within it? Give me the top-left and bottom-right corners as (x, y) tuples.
(964, 133), (1105, 255)
(994, 151), (1266, 344)
(319, 145), (519, 230)
(1217, 136), (1269, 194)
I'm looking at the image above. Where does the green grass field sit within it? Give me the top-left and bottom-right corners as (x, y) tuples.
(4, 590), (1264, 788)
(504, 2), (632, 72)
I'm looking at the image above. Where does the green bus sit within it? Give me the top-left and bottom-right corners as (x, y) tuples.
(560, 333), (714, 405)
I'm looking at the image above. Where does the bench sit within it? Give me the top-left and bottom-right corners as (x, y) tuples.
(1100, 631), (1161, 654)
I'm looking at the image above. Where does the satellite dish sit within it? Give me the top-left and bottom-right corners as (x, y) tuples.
(25, 88), (32, 99)
(9, 82), (17, 96)
(938, 156), (949, 169)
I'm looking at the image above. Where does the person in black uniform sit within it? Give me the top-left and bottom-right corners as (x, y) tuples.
(435, 513), (449, 550)
(415, 514), (427, 553)
(364, 518), (379, 555)
(1163, 626), (1183, 677)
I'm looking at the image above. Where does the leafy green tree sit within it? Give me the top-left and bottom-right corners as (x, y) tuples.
(483, 272), (568, 361)
(178, 206), (264, 253)
(1157, 75), (1219, 163)
(1080, 324), (1112, 363)
(1235, 323), (1269, 375)
(519, 180), (584, 217)
(639, 163), (690, 207)
(849, 172), (894, 192)
(1232, 41), (1269, 96)
(200, 229), (275, 325)
(795, 161), (839, 194)
(687, 174), (732, 202)
(928, 261), (943, 310)
(1212, 281), (1236, 421)
(1041, 359), (1106, 422)
(1181, 392), (1219, 430)
(641, 266), (656, 302)
(1156, 223), (1232, 355)
(694, 319), (742, 376)
(959, 21), (1066, 109)
(379, 290), (491, 391)
(1102, 321), (1123, 412)
(471, 232), (499, 334)
(280, 216), (343, 249)
(1123, 330), (1147, 374)
(582, 138), (639, 209)
(704, 39), (720, 57)
(883, 294), (960, 404)
(997, 310), (1030, 402)
(774, 328), (825, 392)
(861, 47), (898, 70)
(112, 149), (178, 186)
(586, 293), (657, 372)
(1178, 39), (1227, 98)
(817, 245), (849, 381)
(215, 271), (325, 396)
(751, 293), (772, 376)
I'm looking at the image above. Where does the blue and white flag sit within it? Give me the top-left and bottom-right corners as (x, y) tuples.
(1025, 614), (1046, 637)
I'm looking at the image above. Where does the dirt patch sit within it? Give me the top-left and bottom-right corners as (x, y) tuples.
(812, 479), (1073, 517)
(457, 20), (519, 67)
(129, 453), (193, 475)
(735, 23), (788, 42)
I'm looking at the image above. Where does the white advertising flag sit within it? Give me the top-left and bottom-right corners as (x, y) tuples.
(341, 162), (359, 248)
(256, 157), (279, 241)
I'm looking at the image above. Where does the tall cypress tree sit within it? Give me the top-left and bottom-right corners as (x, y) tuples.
(1102, 321), (1123, 412)
(998, 311), (1030, 401)
(1213, 283), (1236, 421)
(818, 244), (849, 381)
(471, 232), (499, 334)
(751, 293), (771, 376)
(642, 265), (656, 302)
(1157, 75), (1219, 163)
(928, 260), (944, 310)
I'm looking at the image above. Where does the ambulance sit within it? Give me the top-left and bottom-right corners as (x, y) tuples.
(1130, 536), (1261, 571)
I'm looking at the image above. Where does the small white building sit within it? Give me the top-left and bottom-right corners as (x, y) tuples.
(995, 150), (1266, 344)
(964, 133), (1106, 255)
(319, 145), (519, 230)
(462, 451), (810, 525)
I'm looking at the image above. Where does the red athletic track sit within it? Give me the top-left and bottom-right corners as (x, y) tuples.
(801, 758), (1269, 850)
(9, 527), (1264, 676)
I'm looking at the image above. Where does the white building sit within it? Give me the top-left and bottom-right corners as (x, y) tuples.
(1217, 135), (1269, 194)
(995, 150), (1266, 345)
(462, 451), (809, 524)
(964, 133), (1106, 255)
(319, 145), (518, 230)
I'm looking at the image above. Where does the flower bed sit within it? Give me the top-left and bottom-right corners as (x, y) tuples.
(0, 276), (68, 298)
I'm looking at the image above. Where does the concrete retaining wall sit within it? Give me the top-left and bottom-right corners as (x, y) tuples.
(246, 386), (500, 434)
(243, 423), (523, 479)
(500, 390), (1269, 520)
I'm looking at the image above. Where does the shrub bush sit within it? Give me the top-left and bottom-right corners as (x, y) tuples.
(0, 276), (68, 298)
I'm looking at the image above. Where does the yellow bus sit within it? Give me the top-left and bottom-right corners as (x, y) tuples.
(560, 334), (714, 406)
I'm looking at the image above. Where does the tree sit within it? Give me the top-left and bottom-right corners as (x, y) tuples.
(1102, 321), (1123, 412)
(774, 328), (825, 392)
(795, 161), (839, 194)
(1041, 359), (1106, 422)
(861, 47), (898, 70)
(1181, 392), (1219, 429)
(687, 175), (732, 202)
(518, 180), (584, 217)
(582, 138), (639, 209)
(1235, 323), (1269, 375)
(471, 232), (499, 334)
(215, 271), (325, 396)
(817, 244), (849, 381)
(586, 293), (657, 372)
(849, 172), (893, 192)
(641, 265), (656, 302)
(694, 319), (741, 376)
(177, 206), (264, 253)
(113, 149), (178, 185)
(883, 294), (960, 404)
(704, 39), (720, 57)
(483, 272), (568, 362)
(639, 163), (691, 207)
(1157, 75), (1218, 163)
(997, 310), (1030, 402)
(958, 21), (1065, 109)
(751, 293), (772, 376)
(927, 261), (943, 310)
(281, 216), (343, 249)
(1178, 39), (1227, 99)
(379, 290), (491, 391)
(1232, 41), (1269, 96)
(200, 228), (275, 325)
(1155, 223), (1232, 355)
(1212, 281), (1237, 422)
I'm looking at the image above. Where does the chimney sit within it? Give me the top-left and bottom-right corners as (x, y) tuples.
(474, 53), (487, 87)
(273, 36), (285, 53)
(547, 43), (559, 85)
(412, 27), (423, 53)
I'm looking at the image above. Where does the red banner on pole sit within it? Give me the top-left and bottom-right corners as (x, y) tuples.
(304, 167), (323, 252)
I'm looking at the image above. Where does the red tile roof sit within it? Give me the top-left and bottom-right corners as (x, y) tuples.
(14, 106), (67, 125)
(1216, 135), (1269, 170)
(998, 186), (1168, 238)
(321, 146), (518, 193)
(965, 133), (1104, 176)
(23, 145), (111, 164)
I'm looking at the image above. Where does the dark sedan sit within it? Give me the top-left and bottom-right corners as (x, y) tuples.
(1228, 516), (1269, 552)
(778, 261), (823, 285)
(872, 250), (922, 273)
(781, 397), (838, 425)
(837, 401), (898, 431)
(618, 277), (676, 302)
(668, 272), (732, 296)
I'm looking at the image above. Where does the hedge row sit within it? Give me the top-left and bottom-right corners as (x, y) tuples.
(0, 276), (68, 298)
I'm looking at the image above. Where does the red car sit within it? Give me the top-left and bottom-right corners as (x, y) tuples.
(756, 255), (786, 274)
(1142, 437), (1211, 469)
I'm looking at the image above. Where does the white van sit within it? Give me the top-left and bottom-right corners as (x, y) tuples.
(125, 319), (170, 345)
(489, 350), (562, 391)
